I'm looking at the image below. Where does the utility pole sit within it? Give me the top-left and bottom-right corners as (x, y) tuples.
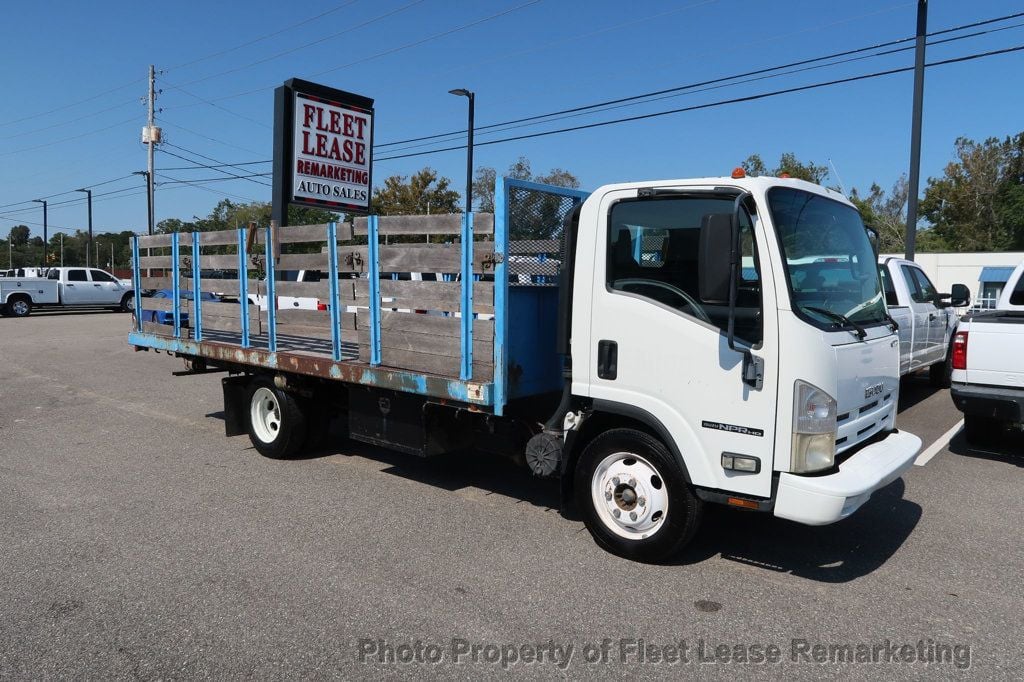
(59, 233), (64, 267)
(142, 66), (160, 235)
(76, 188), (93, 266)
(904, 0), (928, 261)
(110, 243), (114, 270)
(32, 199), (47, 265)
(95, 241), (99, 268)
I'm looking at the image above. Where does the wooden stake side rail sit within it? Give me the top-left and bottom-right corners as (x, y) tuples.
(131, 215), (498, 400)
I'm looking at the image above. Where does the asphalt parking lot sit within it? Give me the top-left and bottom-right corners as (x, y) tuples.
(1, 311), (1021, 678)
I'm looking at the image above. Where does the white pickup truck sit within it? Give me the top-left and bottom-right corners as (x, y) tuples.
(0, 267), (134, 317)
(950, 261), (1024, 444)
(878, 257), (970, 387)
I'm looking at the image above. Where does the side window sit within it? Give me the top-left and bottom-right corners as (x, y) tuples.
(1011, 274), (1024, 306)
(879, 267), (898, 306)
(48, 270), (60, 280)
(67, 269), (88, 282)
(909, 267), (937, 304)
(607, 197), (762, 344)
(90, 270), (116, 282)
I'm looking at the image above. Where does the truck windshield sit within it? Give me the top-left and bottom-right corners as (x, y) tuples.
(768, 187), (887, 331)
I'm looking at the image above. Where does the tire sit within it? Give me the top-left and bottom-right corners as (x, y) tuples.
(963, 414), (1002, 447)
(0, 305), (10, 317)
(120, 292), (134, 313)
(574, 428), (702, 563)
(7, 296), (32, 318)
(929, 360), (951, 389)
(246, 376), (308, 459)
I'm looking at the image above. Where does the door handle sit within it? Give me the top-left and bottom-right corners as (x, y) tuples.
(94, 284), (102, 287)
(67, 284), (75, 287)
(597, 340), (618, 380)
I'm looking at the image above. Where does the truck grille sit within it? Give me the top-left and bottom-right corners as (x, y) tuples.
(834, 392), (894, 452)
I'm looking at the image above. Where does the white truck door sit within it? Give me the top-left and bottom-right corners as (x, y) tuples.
(897, 264), (931, 368)
(880, 265), (913, 374)
(89, 269), (123, 304)
(586, 190), (778, 498)
(902, 264), (944, 364)
(61, 268), (93, 304)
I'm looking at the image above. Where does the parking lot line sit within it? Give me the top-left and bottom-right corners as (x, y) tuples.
(914, 418), (964, 466)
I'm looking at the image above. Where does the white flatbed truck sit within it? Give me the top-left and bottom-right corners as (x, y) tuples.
(128, 174), (921, 562)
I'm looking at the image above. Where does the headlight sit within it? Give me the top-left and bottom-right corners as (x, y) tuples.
(791, 380), (837, 473)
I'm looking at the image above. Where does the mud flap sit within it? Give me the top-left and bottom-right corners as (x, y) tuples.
(222, 375), (250, 437)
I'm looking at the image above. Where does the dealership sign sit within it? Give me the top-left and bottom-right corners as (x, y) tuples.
(273, 78), (374, 221)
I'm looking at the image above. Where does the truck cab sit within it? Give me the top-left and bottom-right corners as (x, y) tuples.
(878, 257), (969, 385)
(46, 267), (135, 310)
(563, 174), (920, 556)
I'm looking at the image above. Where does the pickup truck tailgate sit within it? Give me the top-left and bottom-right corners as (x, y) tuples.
(966, 313), (1024, 388)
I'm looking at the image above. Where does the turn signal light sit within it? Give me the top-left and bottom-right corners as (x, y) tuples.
(952, 331), (968, 370)
(731, 167), (746, 179)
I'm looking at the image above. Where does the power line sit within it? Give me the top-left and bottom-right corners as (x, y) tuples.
(159, 143), (274, 187)
(0, 78), (144, 129)
(375, 43), (1024, 162)
(205, 0), (544, 104)
(156, 172), (262, 202)
(0, 115), (139, 158)
(382, 17), (1024, 155)
(158, 77), (271, 130)
(375, 9), (1024, 150)
(159, 160), (271, 171)
(170, 0), (426, 89)
(157, 118), (268, 156)
(165, 0), (365, 71)
(157, 173), (272, 185)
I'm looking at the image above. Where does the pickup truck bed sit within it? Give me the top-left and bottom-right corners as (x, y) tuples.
(950, 262), (1024, 443)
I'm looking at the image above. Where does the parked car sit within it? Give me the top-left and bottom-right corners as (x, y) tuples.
(139, 289), (219, 326)
(879, 257), (970, 387)
(1, 267), (133, 317)
(950, 260), (1024, 444)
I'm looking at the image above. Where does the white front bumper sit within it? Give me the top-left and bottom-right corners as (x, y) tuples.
(774, 430), (921, 526)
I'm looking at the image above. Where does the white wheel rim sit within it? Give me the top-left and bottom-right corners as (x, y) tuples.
(591, 452), (669, 540)
(250, 387), (282, 444)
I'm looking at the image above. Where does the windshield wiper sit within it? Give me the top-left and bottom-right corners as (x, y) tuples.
(803, 306), (867, 340)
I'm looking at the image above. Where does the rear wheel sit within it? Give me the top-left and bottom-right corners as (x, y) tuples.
(120, 292), (134, 313)
(574, 428), (702, 563)
(246, 377), (308, 459)
(963, 414), (1003, 447)
(8, 296), (31, 318)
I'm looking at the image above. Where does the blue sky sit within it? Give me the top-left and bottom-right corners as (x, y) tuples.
(1, 0), (1022, 238)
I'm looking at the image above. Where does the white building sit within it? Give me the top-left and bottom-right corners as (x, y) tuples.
(882, 252), (1024, 309)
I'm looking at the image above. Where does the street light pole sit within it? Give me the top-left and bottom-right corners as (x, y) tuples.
(448, 88), (475, 214)
(76, 188), (93, 266)
(32, 199), (47, 265)
(133, 171), (153, 235)
(60, 233), (64, 267)
(904, 0), (928, 261)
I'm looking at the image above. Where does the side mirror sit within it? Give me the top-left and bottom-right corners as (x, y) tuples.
(950, 283), (971, 307)
(864, 224), (880, 258)
(698, 213), (735, 304)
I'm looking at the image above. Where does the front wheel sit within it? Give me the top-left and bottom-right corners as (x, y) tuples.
(574, 428), (702, 563)
(246, 377), (308, 459)
(120, 292), (135, 313)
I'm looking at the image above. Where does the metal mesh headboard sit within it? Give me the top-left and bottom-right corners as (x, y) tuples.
(503, 179), (590, 285)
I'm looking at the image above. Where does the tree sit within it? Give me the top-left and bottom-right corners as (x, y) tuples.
(8, 225), (30, 246)
(472, 156), (581, 220)
(371, 167), (461, 216)
(850, 175), (911, 253)
(741, 152), (828, 183)
(920, 133), (1024, 251)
